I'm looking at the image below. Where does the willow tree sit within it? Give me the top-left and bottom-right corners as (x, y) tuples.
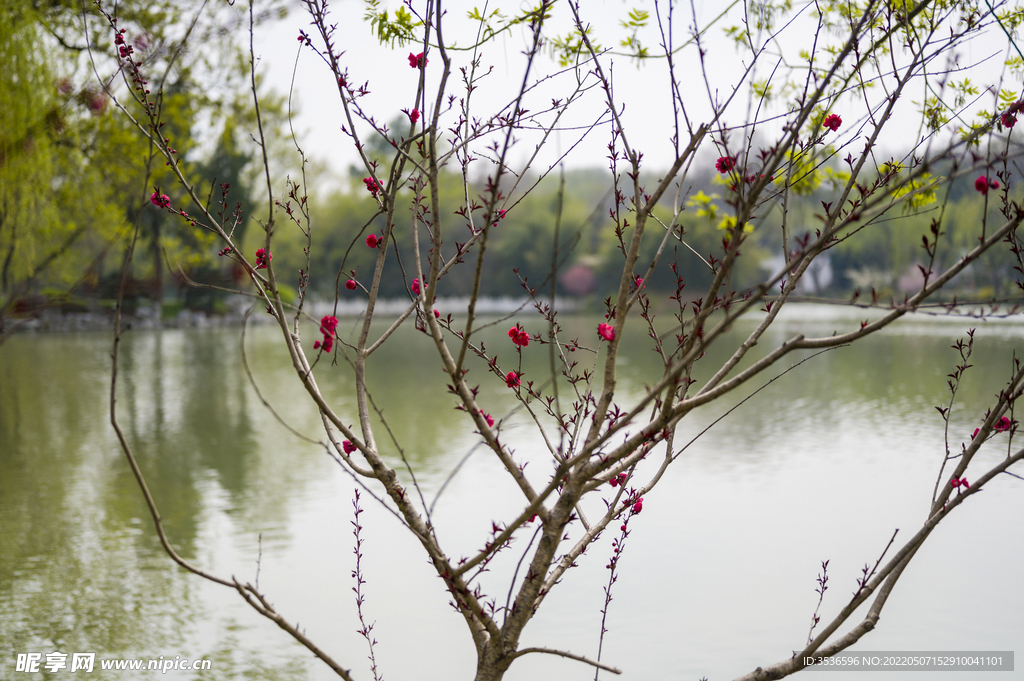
(0, 1), (123, 328)
(0, 0), (282, 335)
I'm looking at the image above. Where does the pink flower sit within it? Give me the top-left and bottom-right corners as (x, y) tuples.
(597, 323), (615, 342)
(408, 52), (427, 68)
(433, 309), (440, 318)
(498, 209), (507, 220)
(363, 177), (382, 197)
(975, 176), (999, 195)
(150, 191), (171, 209)
(346, 279), (358, 290)
(409, 108), (420, 124)
(508, 326), (530, 347)
(343, 440), (357, 454)
(366, 234), (380, 248)
(411, 278), (421, 295)
(314, 315), (338, 353)
(951, 477), (970, 490)
(505, 371), (520, 388)
(320, 315), (339, 335)
(632, 497), (643, 514)
(995, 416), (1012, 432)
(823, 113), (842, 132)
(635, 276), (644, 288)
(1002, 112), (1017, 129)
(715, 156), (736, 173)
(479, 409), (494, 427)
(255, 248), (272, 269)
(608, 472), (627, 487)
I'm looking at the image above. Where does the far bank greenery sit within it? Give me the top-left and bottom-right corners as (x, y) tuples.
(241, 162), (1021, 305)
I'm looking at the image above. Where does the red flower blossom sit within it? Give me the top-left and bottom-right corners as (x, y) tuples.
(346, 279), (358, 290)
(1002, 112), (1017, 129)
(508, 326), (530, 347)
(715, 156), (736, 173)
(255, 248), (272, 269)
(608, 472), (628, 487)
(150, 191), (171, 209)
(409, 108), (420, 124)
(433, 309), (440, 318)
(505, 371), (520, 388)
(632, 497), (643, 514)
(975, 176), (991, 195)
(321, 315), (338, 335)
(408, 52), (427, 68)
(479, 409), (494, 427)
(343, 440), (357, 454)
(823, 113), (842, 132)
(995, 416), (1012, 432)
(363, 177), (382, 197)
(597, 323), (615, 342)
(366, 234), (380, 248)
(411, 278), (422, 295)
(314, 315), (338, 353)
(951, 477), (970, 490)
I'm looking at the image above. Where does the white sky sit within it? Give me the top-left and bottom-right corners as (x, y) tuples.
(248, 0), (1019, 185)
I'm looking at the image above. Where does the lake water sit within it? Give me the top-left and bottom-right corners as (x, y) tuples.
(1, 305), (1022, 680)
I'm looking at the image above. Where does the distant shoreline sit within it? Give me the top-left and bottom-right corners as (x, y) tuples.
(0, 296), (585, 336)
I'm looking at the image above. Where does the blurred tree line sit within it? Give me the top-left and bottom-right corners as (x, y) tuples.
(257, 156), (1020, 307)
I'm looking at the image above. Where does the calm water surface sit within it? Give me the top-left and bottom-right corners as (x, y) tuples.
(1, 306), (1022, 680)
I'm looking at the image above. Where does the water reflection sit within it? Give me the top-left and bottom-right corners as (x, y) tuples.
(1, 307), (1021, 680)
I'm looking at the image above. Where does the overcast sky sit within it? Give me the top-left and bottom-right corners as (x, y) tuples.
(248, 0), (1015, 186)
